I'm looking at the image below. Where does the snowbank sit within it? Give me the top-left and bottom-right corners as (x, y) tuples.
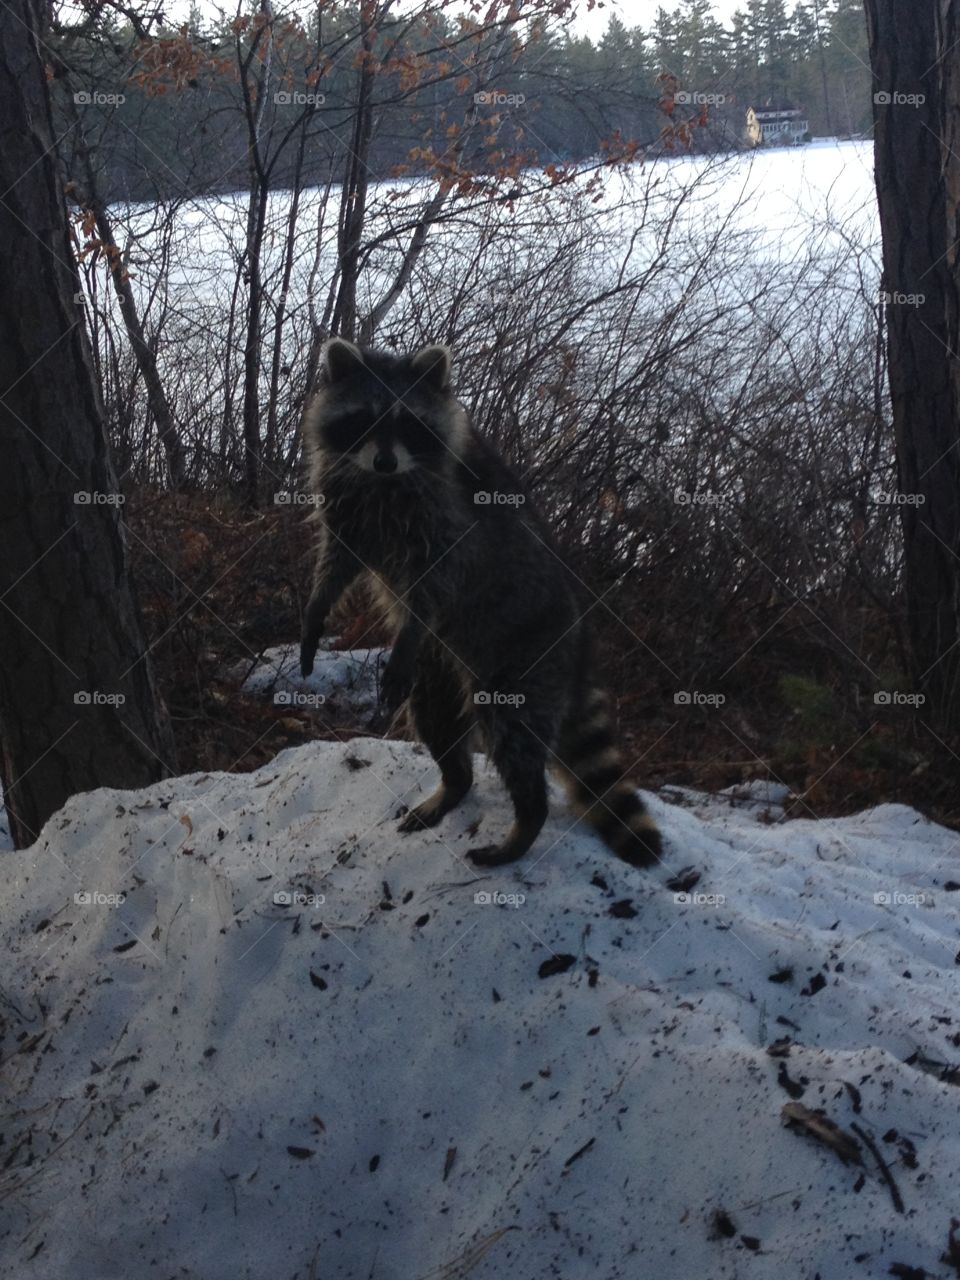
(3, 737), (959, 1278)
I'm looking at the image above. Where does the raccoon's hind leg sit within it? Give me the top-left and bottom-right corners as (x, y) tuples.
(469, 716), (549, 867)
(398, 644), (474, 833)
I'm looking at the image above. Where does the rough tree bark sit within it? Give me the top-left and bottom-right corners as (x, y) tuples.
(0, 0), (175, 847)
(864, 0), (960, 725)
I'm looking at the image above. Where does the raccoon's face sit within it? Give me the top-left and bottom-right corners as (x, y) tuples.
(309, 339), (465, 478)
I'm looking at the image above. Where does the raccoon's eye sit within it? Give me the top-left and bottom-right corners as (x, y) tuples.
(395, 412), (444, 459)
(323, 411), (374, 454)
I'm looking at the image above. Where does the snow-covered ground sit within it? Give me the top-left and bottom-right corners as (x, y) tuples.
(234, 641), (385, 718)
(3, 735), (960, 1278)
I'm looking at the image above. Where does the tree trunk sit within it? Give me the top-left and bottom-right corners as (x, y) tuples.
(238, 0), (275, 507)
(812, 1), (834, 134)
(0, 0), (175, 847)
(78, 185), (187, 487)
(864, 0), (960, 725)
(241, 182), (268, 506)
(330, 3), (378, 341)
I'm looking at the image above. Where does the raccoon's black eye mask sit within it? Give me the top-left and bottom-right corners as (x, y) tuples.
(322, 405), (446, 460)
(393, 410), (446, 459)
(322, 409), (373, 454)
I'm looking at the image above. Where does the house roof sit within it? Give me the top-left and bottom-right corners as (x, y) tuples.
(750, 98), (801, 114)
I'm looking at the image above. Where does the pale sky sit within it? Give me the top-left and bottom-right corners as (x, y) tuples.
(575, 0), (744, 39)
(158, 0), (746, 37)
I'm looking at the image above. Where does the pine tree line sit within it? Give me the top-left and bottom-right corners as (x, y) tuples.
(50, 0), (870, 203)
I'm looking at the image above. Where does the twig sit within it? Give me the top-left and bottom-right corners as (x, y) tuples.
(739, 1186), (802, 1212)
(850, 1122), (904, 1214)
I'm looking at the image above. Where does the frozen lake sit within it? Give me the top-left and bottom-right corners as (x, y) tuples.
(106, 138), (879, 320)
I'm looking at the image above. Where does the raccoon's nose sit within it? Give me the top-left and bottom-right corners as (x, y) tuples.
(373, 451), (397, 474)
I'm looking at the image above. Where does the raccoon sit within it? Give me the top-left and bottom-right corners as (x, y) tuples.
(299, 338), (662, 869)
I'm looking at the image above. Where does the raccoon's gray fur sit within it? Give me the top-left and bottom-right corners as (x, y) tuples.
(300, 337), (662, 869)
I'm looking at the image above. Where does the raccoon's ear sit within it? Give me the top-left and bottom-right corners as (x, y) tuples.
(410, 344), (452, 391)
(323, 337), (365, 384)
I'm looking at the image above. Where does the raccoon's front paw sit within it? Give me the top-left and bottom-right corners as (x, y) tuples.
(300, 632), (319, 678)
(397, 802), (444, 833)
(468, 843), (524, 867)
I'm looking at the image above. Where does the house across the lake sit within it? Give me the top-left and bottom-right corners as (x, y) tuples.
(745, 101), (810, 147)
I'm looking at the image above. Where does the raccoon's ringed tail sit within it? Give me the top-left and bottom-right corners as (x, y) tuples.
(557, 688), (662, 868)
